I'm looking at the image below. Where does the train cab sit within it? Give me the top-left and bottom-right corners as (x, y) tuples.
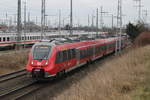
(26, 42), (56, 79)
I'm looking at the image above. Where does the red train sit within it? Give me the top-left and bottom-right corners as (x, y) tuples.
(26, 35), (128, 80)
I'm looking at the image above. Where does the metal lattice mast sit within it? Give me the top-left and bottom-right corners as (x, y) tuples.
(116, 0), (123, 54)
(134, 0), (143, 21)
(143, 9), (148, 23)
(100, 6), (103, 30)
(138, 0), (142, 21)
(100, 6), (108, 31)
(28, 12), (30, 23)
(96, 8), (99, 36)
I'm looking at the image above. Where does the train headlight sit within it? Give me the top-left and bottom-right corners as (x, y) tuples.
(31, 61), (34, 65)
(45, 60), (49, 66)
(45, 60), (49, 65)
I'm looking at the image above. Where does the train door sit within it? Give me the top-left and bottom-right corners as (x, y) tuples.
(75, 49), (80, 65)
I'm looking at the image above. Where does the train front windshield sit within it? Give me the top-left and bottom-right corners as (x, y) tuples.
(33, 45), (51, 60)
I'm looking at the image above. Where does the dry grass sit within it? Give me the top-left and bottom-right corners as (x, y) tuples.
(0, 49), (29, 75)
(134, 32), (150, 47)
(53, 46), (150, 100)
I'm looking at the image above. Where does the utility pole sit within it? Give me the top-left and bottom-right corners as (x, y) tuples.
(41, 0), (46, 39)
(58, 9), (61, 35)
(112, 14), (114, 30)
(100, 6), (103, 30)
(70, 0), (73, 35)
(48, 20), (51, 28)
(9, 17), (12, 32)
(96, 8), (99, 36)
(91, 14), (94, 28)
(5, 12), (8, 26)
(28, 12), (30, 23)
(91, 10), (96, 31)
(24, 1), (27, 34)
(28, 12), (30, 32)
(23, 1), (27, 48)
(134, 0), (143, 22)
(14, 14), (17, 26)
(17, 0), (22, 49)
(88, 14), (90, 34)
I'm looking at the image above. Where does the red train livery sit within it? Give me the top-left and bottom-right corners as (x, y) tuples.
(26, 36), (128, 80)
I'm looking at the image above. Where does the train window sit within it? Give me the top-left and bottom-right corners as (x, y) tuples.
(33, 45), (51, 60)
(3, 37), (6, 42)
(80, 50), (83, 59)
(7, 37), (10, 41)
(67, 49), (74, 60)
(62, 50), (68, 61)
(15, 37), (17, 40)
(84, 49), (88, 58)
(67, 50), (72, 60)
(101, 45), (105, 51)
(71, 49), (76, 58)
(22, 37), (24, 40)
(55, 51), (62, 64)
(80, 50), (87, 59)
(28, 36), (29, 40)
(88, 48), (93, 56)
(96, 46), (99, 54)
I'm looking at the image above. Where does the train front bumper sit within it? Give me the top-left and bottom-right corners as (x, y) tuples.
(31, 69), (56, 79)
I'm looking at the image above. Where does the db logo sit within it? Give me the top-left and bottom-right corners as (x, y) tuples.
(37, 62), (42, 66)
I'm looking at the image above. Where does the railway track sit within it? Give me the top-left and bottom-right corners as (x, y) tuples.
(0, 69), (40, 100)
(0, 69), (27, 83)
(0, 80), (42, 100)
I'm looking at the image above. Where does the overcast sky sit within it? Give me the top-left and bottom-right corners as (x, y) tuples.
(0, 0), (149, 27)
